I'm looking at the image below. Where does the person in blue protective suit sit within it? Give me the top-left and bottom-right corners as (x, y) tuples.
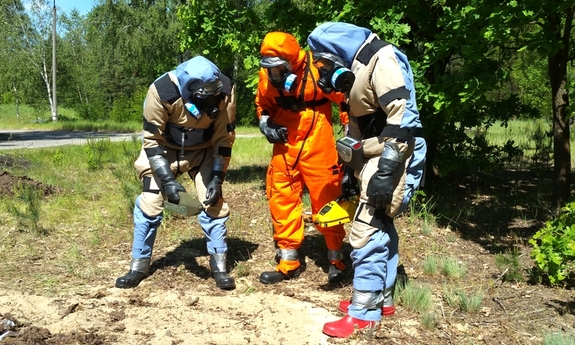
(115, 56), (237, 290)
(307, 22), (427, 338)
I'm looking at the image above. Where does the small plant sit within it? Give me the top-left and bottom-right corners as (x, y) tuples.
(234, 261), (250, 278)
(495, 247), (525, 282)
(422, 254), (438, 276)
(440, 256), (467, 279)
(408, 190), (437, 234)
(443, 285), (484, 313)
(7, 181), (44, 234)
(85, 137), (112, 171)
(396, 281), (433, 313)
(52, 149), (64, 166)
(420, 312), (437, 330)
(529, 201), (575, 285)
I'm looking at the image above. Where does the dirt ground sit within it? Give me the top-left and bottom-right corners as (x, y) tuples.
(0, 161), (574, 345)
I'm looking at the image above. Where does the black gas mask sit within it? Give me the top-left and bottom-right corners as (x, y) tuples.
(312, 52), (355, 94)
(260, 56), (297, 93)
(183, 79), (223, 120)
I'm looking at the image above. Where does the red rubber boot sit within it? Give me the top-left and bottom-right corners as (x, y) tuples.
(322, 315), (378, 338)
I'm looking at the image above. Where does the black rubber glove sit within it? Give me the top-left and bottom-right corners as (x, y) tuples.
(259, 114), (288, 143)
(341, 167), (359, 199)
(366, 142), (403, 209)
(150, 157), (186, 204)
(204, 172), (224, 207)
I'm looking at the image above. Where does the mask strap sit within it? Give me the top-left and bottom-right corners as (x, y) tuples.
(298, 52), (312, 102)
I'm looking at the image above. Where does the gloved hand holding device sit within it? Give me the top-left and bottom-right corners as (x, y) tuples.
(259, 112), (288, 143)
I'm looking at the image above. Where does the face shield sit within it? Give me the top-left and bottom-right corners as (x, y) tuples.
(184, 79), (224, 120)
(312, 52), (355, 94)
(260, 56), (297, 93)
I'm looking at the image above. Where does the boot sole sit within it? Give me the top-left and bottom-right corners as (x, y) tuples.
(328, 272), (345, 284)
(216, 283), (236, 290)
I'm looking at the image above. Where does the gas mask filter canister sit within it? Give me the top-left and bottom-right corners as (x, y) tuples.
(313, 52), (355, 94)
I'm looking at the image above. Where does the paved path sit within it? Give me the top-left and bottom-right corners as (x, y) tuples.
(0, 130), (260, 151)
(0, 130), (141, 151)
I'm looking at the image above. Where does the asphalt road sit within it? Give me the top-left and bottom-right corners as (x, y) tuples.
(0, 130), (141, 151)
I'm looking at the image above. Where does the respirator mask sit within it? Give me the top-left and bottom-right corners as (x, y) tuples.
(312, 52), (355, 94)
(183, 79), (224, 120)
(260, 56), (297, 93)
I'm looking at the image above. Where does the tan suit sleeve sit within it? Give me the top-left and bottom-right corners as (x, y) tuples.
(210, 84), (236, 172)
(371, 45), (408, 128)
(142, 84), (171, 154)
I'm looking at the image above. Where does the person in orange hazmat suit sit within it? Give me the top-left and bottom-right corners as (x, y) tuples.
(255, 31), (351, 285)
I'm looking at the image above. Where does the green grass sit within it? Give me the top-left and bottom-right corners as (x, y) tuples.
(422, 254), (439, 276)
(485, 118), (575, 165)
(396, 281), (433, 313)
(443, 285), (484, 313)
(440, 256), (467, 279)
(0, 104), (141, 132)
(543, 332), (575, 345)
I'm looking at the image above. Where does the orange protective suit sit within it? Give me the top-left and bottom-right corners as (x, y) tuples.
(255, 32), (349, 275)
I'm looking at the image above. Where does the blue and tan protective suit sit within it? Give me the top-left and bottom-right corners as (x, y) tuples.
(128, 56), (236, 273)
(308, 23), (427, 322)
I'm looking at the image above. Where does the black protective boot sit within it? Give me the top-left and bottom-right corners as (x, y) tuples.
(327, 250), (346, 284)
(115, 258), (150, 289)
(259, 267), (301, 284)
(328, 264), (345, 284)
(210, 253), (236, 290)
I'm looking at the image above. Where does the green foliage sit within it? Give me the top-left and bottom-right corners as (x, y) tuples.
(530, 201), (575, 285)
(177, 0), (264, 126)
(109, 86), (147, 123)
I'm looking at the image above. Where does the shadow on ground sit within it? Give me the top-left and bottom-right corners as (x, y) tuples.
(150, 237), (259, 280)
(426, 163), (563, 253)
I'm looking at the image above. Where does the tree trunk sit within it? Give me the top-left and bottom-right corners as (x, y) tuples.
(547, 11), (572, 213)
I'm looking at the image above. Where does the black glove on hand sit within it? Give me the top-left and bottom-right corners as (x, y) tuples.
(341, 167), (359, 199)
(204, 172), (224, 207)
(163, 180), (186, 204)
(259, 115), (288, 143)
(366, 142), (403, 209)
(150, 158), (186, 204)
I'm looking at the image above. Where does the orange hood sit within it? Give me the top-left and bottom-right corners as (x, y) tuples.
(260, 32), (306, 74)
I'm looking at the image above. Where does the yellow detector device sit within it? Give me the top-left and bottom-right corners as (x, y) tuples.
(313, 196), (358, 228)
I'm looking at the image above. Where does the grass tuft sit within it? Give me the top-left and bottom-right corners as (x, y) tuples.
(396, 281), (433, 313)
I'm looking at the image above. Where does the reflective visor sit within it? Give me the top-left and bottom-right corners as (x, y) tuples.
(194, 80), (223, 99)
(312, 52), (347, 73)
(267, 65), (290, 83)
(260, 56), (292, 83)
